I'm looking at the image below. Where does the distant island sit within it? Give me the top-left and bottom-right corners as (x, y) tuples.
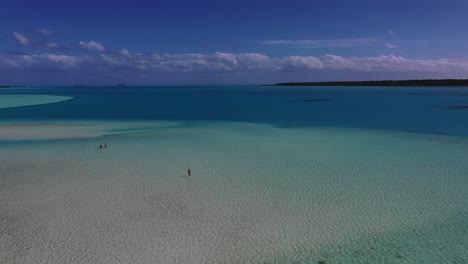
(270, 79), (468, 87)
(0, 85), (11, 88)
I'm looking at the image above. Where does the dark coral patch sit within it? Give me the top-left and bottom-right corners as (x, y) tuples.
(448, 105), (468, 109)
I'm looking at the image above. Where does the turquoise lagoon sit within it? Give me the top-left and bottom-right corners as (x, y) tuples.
(0, 87), (467, 263)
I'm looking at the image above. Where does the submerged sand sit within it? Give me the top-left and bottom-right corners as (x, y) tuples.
(0, 94), (73, 109)
(0, 121), (181, 141)
(0, 121), (467, 263)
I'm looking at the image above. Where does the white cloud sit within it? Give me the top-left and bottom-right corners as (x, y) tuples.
(46, 42), (58, 49)
(388, 30), (397, 37)
(0, 53), (87, 70)
(79, 40), (106, 52)
(385, 43), (399, 49)
(13, 32), (31, 46)
(100, 54), (124, 66)
(260, 38), (379, 48)
(39, 41), (67, 51)
(40, 54), (80, 66)
(214, 52), (238, 64)
(319, 54), (358, 70)
(33, 28), (56, 37)
(119, 49), (130, 57)
(12, 32), (66, 50)
(277, 56), (324, 70)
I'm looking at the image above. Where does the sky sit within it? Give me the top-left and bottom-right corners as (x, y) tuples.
(1, 0), (468, 85)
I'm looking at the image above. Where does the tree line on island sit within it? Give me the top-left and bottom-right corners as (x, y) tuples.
(2, 79), (468, 88)
(269, 79), (468, 87)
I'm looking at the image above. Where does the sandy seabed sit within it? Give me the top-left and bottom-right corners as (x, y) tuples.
(0, 121), (467, 263)
(0, 94), (73, 109)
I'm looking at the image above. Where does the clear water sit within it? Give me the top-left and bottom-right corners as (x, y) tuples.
(0, 86), (467, 263)
(1, 86), (468, 135)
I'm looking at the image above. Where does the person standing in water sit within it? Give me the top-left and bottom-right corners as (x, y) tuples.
(188, 169), (191, 176)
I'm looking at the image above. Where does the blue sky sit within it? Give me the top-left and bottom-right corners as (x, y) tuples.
(1, 0), (468, 85)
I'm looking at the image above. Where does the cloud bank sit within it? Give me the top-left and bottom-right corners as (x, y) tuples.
(1, 52), (468, 85)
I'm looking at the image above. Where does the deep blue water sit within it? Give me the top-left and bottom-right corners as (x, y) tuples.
(1, 85), (468, 136)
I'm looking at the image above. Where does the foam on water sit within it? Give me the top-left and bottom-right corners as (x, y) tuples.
(0, 94), (73, 109)
(0, 121), (467, 263)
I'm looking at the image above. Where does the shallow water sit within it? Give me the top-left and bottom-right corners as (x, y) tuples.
(0, 94), (72, 109)
(0, 121), (467, 263)
(0, 86), (467, 263)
